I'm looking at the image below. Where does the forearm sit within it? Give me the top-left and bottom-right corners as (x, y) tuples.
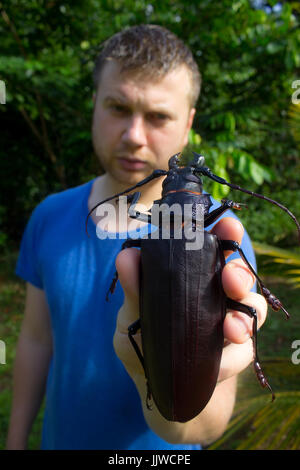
(132, 373), (237, 446)
(6, 332), (52, 449)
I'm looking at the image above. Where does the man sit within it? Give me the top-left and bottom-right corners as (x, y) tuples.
(6, 25), (266, 450)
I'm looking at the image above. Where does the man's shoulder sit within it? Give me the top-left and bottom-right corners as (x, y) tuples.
(34, 179), (94, 219)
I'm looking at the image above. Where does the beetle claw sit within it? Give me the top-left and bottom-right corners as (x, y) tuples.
(254, 361), (275, 402)
(106, 272), (119, 301)
(261, 287), (290, 319)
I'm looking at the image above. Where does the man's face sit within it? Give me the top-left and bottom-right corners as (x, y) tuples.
(92, 61), (195, 187)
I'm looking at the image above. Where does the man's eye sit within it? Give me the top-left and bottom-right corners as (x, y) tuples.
(148, 112), (169, 122)
(110, 104), (128, 113)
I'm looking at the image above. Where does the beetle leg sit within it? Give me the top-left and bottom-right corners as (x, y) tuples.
(226, 298), (275, 402)
(128, 319), (152, 409)
(221, 198), (248, 210)
(106, 271), (119, 301)
(220, 239), (290, 319)
(128, 319), (144, 369)
(128, 191), (152, 224)
(106, 238), (142, 301)
(204, 199), (246, 227)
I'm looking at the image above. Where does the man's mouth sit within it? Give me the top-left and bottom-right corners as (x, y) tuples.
(117, 157), (148, 171)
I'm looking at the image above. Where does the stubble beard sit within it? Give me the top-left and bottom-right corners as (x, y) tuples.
(95, 148), (154, 189)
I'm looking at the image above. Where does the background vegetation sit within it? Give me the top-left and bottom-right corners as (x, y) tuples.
(0, 0), (299, 450)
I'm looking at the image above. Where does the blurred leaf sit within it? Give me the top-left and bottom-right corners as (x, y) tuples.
(253, 242), (300, 288)
(188, 128), (202, 146)
(249, 160), (265, 185)
(288, 103), (300, 145)
(209, 358), (300, 450)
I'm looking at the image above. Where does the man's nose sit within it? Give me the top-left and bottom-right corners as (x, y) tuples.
(121, 115), (147, 147)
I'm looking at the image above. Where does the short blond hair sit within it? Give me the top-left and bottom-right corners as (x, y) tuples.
(93, 24), (201, 108)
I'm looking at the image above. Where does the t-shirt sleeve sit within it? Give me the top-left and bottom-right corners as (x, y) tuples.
(15, 202), (46, 289)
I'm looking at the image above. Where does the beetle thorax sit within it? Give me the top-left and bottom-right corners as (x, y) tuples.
(162, 167), (203, 196)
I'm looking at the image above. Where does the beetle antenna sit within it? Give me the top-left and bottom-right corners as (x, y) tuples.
(197, 166), (300, 244)
(85, 169), (168, 237)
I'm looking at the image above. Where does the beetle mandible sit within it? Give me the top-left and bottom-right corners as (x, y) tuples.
(86, 151), (300, 423)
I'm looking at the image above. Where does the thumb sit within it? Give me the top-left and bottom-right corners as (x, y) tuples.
(113, 248), (144, 377)
(115, 248), (141, 325)
(116, 248), (140, 297)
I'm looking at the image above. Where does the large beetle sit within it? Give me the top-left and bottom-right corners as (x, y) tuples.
(86, 152), (300, 423)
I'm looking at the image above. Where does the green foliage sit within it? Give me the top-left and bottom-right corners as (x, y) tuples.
(209, 389), (300, 450)
(253, 242), (300, 288)
(288, 103), (300, 146)
(0, 0), (299, 249)
(188, 128), (273, 200)
(208, 354), (300, 450)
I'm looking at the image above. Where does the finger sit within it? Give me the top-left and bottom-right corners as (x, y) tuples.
(222, 256), (258, 345)
(115, 247), (140, 301)
(218, 339), (254, 382)
(223, 291), (268, 344)
(210, 217), (244, 259)
(222, 258), (256, 300)
(219, 294), (268, 380)
(115, 248), (141, 329)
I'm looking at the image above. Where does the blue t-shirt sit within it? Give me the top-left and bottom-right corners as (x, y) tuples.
(16, 179), (256, 450)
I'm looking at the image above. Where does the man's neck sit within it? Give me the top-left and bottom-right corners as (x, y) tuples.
(88, 172), (165, 233)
